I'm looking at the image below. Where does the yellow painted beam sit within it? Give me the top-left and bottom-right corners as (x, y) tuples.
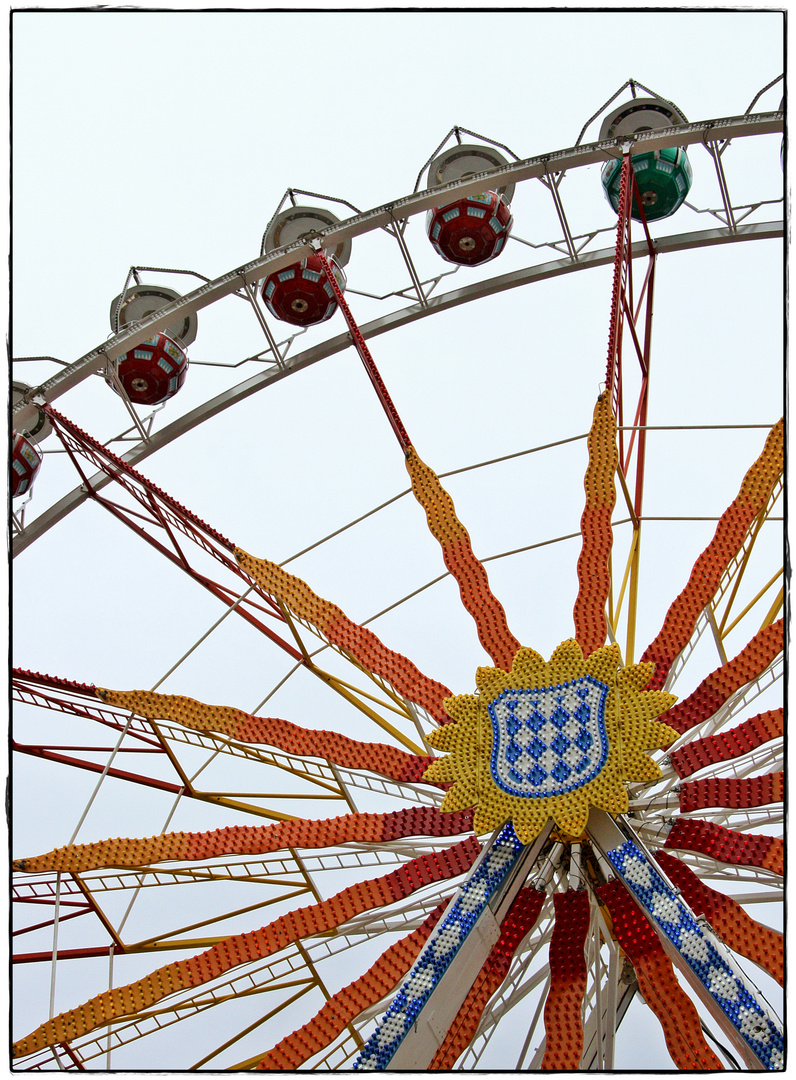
(310, 668), (427, 756)
(721, 570), (783, 637)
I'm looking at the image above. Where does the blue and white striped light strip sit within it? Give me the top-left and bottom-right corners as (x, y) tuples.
(353, 823), (523, 1070)
(607, 840), (784, 1071)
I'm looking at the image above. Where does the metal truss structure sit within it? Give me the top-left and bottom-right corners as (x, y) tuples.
(12, 92), (783, 1072)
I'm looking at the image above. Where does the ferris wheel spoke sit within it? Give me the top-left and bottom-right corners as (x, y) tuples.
(575, 393), (618, 656)
(663, 657), (783, 756)
(427, 886), (547, 1068)
(37, 408), (304, 660)
(704, 746), (783, 786)
(661, 619), (783, 738)
(440, 843), (566, 1069)
(14, 846), (463, 983)
(663, 817), (782, 876)
(52, 945), (326, 1069)
(404, 447), (522, 671)
(13, 836), (482, 1062)
(578, 902), (634, 1070)
(597, 879), (723, 1069)
(14, 806), (475, 878)
(537, 889), (591, 1068)
(667, 853), (782, 902)
(236, 547), (453, 730)
(668, 707), (782, 778)
(16, 674), (428, 823)
(655, 852), (782, 985)
(678, 770), (783, 814)
(97, 686), (437, 788)
(14, 842), (463, 959)
(241, 898), (449, 1070)
(461, 911), (557, 1068)
(641, 420), (783, 691)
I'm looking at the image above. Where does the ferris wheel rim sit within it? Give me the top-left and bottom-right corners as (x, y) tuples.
(11, 110), (782, 421)
(10, 217), (783, 559)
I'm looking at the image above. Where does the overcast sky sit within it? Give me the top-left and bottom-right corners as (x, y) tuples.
(11, 8), (784, 1071)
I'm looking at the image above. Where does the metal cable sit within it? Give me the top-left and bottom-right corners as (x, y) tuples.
(745, 74), (784, 116)
(413, 125), (522, 194)
(574, 77), (676, 147)
(413, 127), (458, 193)
(260, 188), (363, 255)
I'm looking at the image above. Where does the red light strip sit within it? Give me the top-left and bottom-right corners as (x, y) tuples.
(14, 806), (475, 876)
(655, 852), (782, 985)
(664, 817), (782, 876)
(430, 887), (546, 1068)
(669, 708), (782, 779)
(679, 770), (783, 813)
(541, 890), (590, 1069)
(597, 880), (721, 1069)
(315, 248), (411, 452)
(661, 619), (783, 736)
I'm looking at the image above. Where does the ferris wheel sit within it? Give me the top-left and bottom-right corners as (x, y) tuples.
(11, 75), (784, 1071)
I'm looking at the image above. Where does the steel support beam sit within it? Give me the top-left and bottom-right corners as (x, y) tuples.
(587, 809), (783, 1071)
(372, 822), (554, 1070)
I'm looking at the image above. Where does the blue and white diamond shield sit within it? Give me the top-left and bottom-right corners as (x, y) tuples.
(487, 676), (610, 798)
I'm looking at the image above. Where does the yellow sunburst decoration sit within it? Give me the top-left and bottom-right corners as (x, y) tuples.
(423, 640), (677, 843)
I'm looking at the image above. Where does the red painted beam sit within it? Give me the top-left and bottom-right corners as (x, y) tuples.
(14, 946), (121, 964)
(13, 742), (184, 795)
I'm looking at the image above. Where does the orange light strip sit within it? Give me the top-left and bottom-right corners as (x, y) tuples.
(541, 890), (590, 1069)
(574, 394), (617, 658)
(13, 806), (475, 876)
(236, 548), (452, 724)
(641, 420), (783, 690)
(661, 619), (782, 736)
(251, 899), (449, 1069)
(96, 688), (434, 785)
(405, 447), (521, 671)
(12, 837), (481, 1059)
(655, 852), (782, 986)
(429, 887), (546, 1069)
(598, 880), (722, 1070)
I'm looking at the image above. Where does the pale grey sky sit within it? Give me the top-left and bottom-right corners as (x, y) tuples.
(11, 9), (784, 1071)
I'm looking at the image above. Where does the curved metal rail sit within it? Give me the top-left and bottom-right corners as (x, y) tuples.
(12, 112), (783, 556)
(13, 112), (781, 413)
(12, 218), (781, 557)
